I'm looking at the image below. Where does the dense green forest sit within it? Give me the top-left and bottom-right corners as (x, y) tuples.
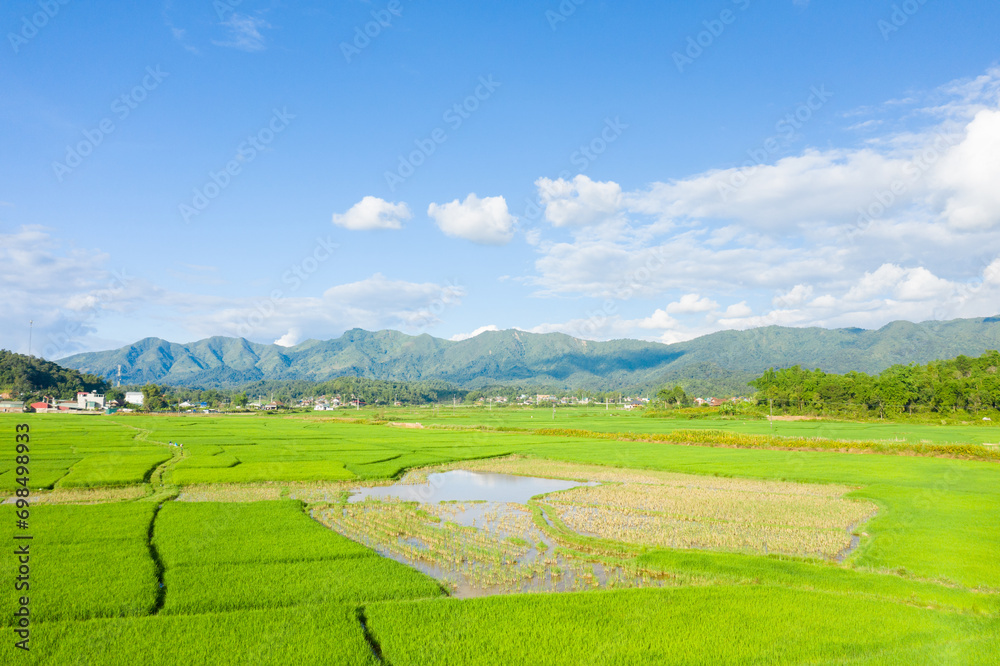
(0, 350), (109, 400)
(750, 350), (1000, 417)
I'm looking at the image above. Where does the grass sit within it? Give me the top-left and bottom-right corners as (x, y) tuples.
(0, 604), (377, 665)
(366, 586), (997, 665)
(154, 500), (444, 616)
(635, 549), (1000, 615)
(162, 557), (443, 614)
(375, 404), (1000, 445)
(153, 500), (376, 567)
(0, 418), (170, 491)
(2, 411), (997, 664)
(0, 503), (158, 624)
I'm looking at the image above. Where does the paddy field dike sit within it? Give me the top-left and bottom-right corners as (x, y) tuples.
(1, 408), (998, 664)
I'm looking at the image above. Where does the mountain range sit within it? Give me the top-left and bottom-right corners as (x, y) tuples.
(58, 316), (1000, 394)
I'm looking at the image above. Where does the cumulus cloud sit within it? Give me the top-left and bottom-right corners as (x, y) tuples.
(428, 194), (515, 245)
(522, 66), (1000, 340)
(332, 196), (412, 231)
(450, 325), (500, 341)
(536, 175), (623, 227)
(274, 328), (302, 347)
(933, 109), (1000, 230)
(665, 294), (719, 314)
(773, 285), (814, 308)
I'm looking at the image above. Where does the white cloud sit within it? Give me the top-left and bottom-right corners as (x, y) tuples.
(213, 13), (270, 52)
(274, 328), (302, 347)
(723, 302), (753, 318)
(523, 66), (1000, 340)
(933, 109), (1000, 230)
(0, 226), (147, 358)
(333, 196), (411, 231)
(190, 273), (466, 342)
(773, 285), (813, 308)
(450, 325), (500, 341)
(428, 194), (515, 245)
(0, 227), (467, 355)
(536, 175), (623, 227)
(665, 294), (719, 314)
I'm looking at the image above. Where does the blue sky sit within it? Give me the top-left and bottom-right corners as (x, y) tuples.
(3, 0), (1000, 358)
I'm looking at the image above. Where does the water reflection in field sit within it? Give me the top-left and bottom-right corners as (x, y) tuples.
(348, 469), (595, 505)
(315, 471), (671, 598)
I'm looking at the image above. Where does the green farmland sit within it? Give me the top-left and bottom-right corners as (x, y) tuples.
(1, 411), (998, 664)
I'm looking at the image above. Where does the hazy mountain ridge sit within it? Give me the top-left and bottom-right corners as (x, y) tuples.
(58, 317), (1000, 393)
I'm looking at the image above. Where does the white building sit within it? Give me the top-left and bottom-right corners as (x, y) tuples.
(125, 391), (144, 406)
(77, 391), (105, 410)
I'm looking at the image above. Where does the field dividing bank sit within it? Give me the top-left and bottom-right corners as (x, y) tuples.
(365, 586), (999, 666)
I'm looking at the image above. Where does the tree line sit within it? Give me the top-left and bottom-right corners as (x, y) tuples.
(750, 350), (1000, 417)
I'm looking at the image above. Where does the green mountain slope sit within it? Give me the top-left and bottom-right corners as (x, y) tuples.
(58, 317), (1000, 393)
(0, 350), (108, 399)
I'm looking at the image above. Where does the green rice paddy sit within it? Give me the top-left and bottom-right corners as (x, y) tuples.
(1, 410), (997, 664)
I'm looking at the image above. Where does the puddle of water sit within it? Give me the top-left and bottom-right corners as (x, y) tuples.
(316, 469), (673, 598)
(348, 469), (595, 505)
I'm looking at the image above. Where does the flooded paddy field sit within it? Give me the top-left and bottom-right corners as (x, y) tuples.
(313, 459), (876, 597)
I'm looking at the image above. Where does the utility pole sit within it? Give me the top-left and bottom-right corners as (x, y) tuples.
(769, 399), (774, 431)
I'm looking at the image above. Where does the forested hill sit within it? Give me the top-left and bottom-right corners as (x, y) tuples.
(56, 316), (1000, 393)
(751, 350), (1000, 416)
(0, 350), (108, 400)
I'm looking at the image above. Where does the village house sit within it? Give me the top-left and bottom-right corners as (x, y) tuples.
(0, 400), (24, 413)
(125, 391), (144, 406)
(77, 391), (105, 410)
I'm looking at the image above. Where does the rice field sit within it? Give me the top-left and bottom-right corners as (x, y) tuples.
(0, 503), (158, 624)
(1, 412), (997, 664)
(365, 586), (999, 665)
(316, 498), (682, 596)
